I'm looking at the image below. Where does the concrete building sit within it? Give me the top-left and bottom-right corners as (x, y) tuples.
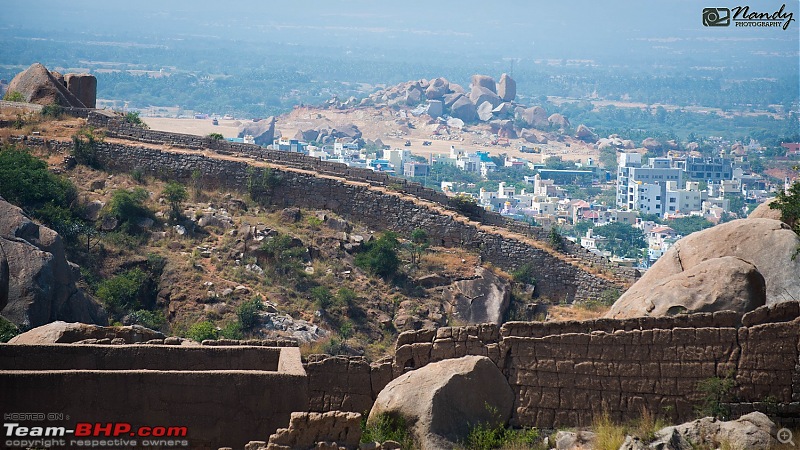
(403, 162), (430, 178)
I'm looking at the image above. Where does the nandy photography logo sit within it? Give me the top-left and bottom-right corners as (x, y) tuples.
(703, 4), (795, 29)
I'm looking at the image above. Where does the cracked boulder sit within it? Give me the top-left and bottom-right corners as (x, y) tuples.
(607, 218), (799, 319)
(442, 267), (510, 324)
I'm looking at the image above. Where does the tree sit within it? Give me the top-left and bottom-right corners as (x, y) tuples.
(104, 188), (152, 234)
(770, 181), (800, 233)
(666, 216), (713, 237)
(572, 220), (594, 238)
(355, 232), (400, 278)
(408, 228), (429, 266)
(123, 112), (148, 128)
(592, 222), (646, 258)
(162, 182), (188, 222)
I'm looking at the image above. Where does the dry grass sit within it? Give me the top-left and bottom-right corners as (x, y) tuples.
(546, 305), (606, 322)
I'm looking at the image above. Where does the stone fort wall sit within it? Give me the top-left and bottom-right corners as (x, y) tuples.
(310, 303), (800, 428)
(23, 134), (622, 303)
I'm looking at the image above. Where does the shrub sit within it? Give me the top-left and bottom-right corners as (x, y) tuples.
(334, 287), (357, 308)
(103, 188), (152, 233)
(71, 128), (103, 168)
(511, 262), (537, 286)
(310, 286), (333, 310)
(162, 182), (188, 222)
(548, 226), (564, 251)
(128, 309), (166, 330)
(0, 316), (20, 343)
(123, 111), (148, 128)
(355, 232), (400, 278)
(95, 268), (150, 317)
(0, 145), (77, 212)
(361, 414), (413, 449)
(40, 104), (64, 118)
(592, 411), (626, 450)
(220, 321), (243, 339)
(448, 194), (483, 220)
(409, 228), (429, 266)
(771, 180), (800, 233)
(696, 374), (735, 419)
(237, 296), (264, 330)
(339, 320), (354, 339)
(3, 90), (25, 102)
(208, 132), (224, 141)
(186, 321), (219, 342)
(259, 233), (305, 276)
(246, 166), (281, 200)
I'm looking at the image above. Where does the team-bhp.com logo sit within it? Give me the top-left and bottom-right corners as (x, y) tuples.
(703, 4), (795, 29)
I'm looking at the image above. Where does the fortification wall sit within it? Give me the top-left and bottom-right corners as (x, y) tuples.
(0, 345), (307, 450)
(23, 136), (620, 302)
(82, 111), (640, 282)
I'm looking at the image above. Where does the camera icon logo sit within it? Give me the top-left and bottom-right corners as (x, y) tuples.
(703, 8), (731, 26)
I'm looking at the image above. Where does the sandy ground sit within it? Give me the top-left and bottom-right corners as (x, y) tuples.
(142, 106), (599, 163)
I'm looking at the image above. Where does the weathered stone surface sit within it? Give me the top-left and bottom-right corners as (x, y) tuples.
(642, 137), (663, 151)
(8, 321), (164, 344)
(443, 267), (510, 324)
(548, 113), (570, 129)
(749, 198), (790, 226)
(369, 355), (513, 450)
(477, 101), (494, 122)
(0, 197), (107, 328)
(239, 116), (276, 146)
(6, 63), (87, 107)
(0, 238), (8, 312)
(555, 430), (596, 450)
(267, 411), (362, 450)
(449, 96), (478, 123)
(64, 73), (97, 108)
(497, 73), (516, 102)
(652, 412), (777, 450)
(425, 77), (449, 100)
(469, 86), (502, 109)
(575, 124), (597, 142)
(425, 100), (443, 118)
(470, 74), (497, 93)
(606, 256), (765, 319)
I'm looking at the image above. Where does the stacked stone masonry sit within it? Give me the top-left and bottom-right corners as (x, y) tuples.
(19, 133), (622, 303)
(82, 110), (639, 281)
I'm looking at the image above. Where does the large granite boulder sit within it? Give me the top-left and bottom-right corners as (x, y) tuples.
(471, 74), (497, 93)
(518, 106), (549, 129)
(449, 96), (478, 123)
(749, 198), (793, 227)
(239, 116), (276, 146)
(442, 267), (510, 324)
(477, 101), (494, 122)
(368, 356), (513, 450)
(469, 86), (502, 109)
(0, 198), (107, 328)
(575, 124), (597, 142)
(8, 321), (164, 344)
(607, 218), (800, 319)
(497, 73), (516, 102)
(64, 73), (97, 109)
(6, 63), (86, 107)
(642, 137), (663, 152)
(650, 412), (777, 450)
(425, 77), (450, 100)
(548, 113), (570, 129)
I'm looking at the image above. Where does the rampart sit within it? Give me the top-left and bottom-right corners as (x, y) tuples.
(308, 303), (800, 428)
(19, 132), (623, 302)
(84, 111), (641, 283)
(0, 345), (308, 450)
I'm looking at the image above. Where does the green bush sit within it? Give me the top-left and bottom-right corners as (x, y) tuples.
(208, 132), (224, 141)
(310, 286), (333, 310)
(361, 414), (413, 449)
(448, 194), (482, 220)
(259, 233), (305, 276)
(103, 188), (152, 234)
(334, 287), (357, 307)
(162, 182), (188, 222)
(237, 296), (264, 330)
(548, 227), (564, 251)
(219, 321), (243, 339)
(3, 91), (25, 102)
(40, 104), (64, 118)
(771, 180), (800, 233)
(71, 128), (103, 168)
(128, 309), (166, 330)
(355, 232), (400, 278)
(511, 262), (537, 286)
(95, 268), (150, 317)
(696, 374), (735, 419)
(0, 316), (20, 343)
(186, 321), (219, 342)
(0, 145), (77, 212)
(464, 423), (540, 450)
(123, 112), (148, 128)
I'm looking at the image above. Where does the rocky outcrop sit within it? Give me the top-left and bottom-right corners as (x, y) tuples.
(749, 198), (790, 226)
(8, 321), (163, 344)
(239, 116), (277, 146)
(469, 86), (502, 109)
(575, 124), (597, 142)
(425, 77), (450, 100)
(368, 355), (513, 450)
(64, 73), (97, 109)
(442, 267), (510, 324)
(497, 73), (516, 102)
(608, 218), (800, 319)
(449, 96), (478, 122)
(6, 63), (88, 107)
(548, 113), (570, 129)
(605, 256), (765, 318)
(0, 198), (107, 328)
(518, 106), (549, 129)
(470, 74), (497, 93)
(477, 101), (494, 122)
(642, 137), (663, 152)
(646, 412), (778, 450)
